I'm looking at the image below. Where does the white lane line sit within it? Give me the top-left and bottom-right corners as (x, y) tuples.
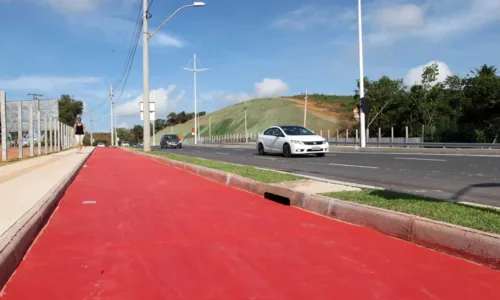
(255, 156), (277, 160)
(329, 163), (378, 169)
(216, 152), (229, 155)
(328, 151), (500, 158)
(395, 157), (446, 162)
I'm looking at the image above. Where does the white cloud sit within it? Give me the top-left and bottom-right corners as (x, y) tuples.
(42, 0), (103, 13)
(117, 121), (130, 129)
(150, 32), (184, 48)
(371, 4), (424, 28)
(0, 75), (101, 93)
(208, 78), (289, 104)
(365, 0), (500, 44)
(114, 85), (185, 117)
(254, 78), (289, 98)
(403, 61), (453, 87)
(271, 5), (355, 30)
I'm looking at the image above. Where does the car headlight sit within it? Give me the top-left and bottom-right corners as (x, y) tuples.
(290, 140), (304, 144)
(323, 140), (328, 144)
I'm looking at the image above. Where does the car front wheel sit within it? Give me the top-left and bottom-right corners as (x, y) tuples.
(316, 153), (325, 157)
(258, 143), (266, 155)
(283, 143), (292, 158)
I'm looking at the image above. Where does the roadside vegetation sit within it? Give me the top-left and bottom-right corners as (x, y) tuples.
(325, 190), (500, 234)
(149, 151), (301, 183)
(348, 63), (500, 143)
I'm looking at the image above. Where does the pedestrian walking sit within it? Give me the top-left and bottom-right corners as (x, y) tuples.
(74, 117), (85, 153)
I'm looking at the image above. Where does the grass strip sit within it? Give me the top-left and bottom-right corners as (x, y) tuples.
(324, 190), (500, 234)
(148, 151), (301, 183)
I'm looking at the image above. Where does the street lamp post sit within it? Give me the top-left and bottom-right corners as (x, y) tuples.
(183, 53), (209, 144)
(358, 0), (367, 148)
(142, 1), (205, 152)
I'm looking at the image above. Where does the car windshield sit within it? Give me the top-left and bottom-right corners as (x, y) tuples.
(165, 135), (179, 140)
(280, 126), (315, 136)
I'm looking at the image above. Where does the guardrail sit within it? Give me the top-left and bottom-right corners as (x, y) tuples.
(182, 136), (500, 149)
(327, 140), (500, 149)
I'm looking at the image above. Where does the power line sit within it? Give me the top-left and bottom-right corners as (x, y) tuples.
(114, 1), (143, 89)
(114, 19), (142, 103)
(92, 2), (142, 114)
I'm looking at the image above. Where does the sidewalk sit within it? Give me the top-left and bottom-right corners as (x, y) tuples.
(0, 147), (93, 237)
(1, 147), (500, 299)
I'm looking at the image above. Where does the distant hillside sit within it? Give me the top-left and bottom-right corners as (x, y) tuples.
(155, 97), (354, 143)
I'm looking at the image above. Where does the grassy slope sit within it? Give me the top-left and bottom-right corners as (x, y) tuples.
(155, 97), (352, 143)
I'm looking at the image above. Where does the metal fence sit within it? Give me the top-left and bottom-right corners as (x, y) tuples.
(180, 127), (500, 149)
(1, 91), (75, 161)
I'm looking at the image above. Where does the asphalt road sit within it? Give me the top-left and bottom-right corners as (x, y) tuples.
(152, 145), (500, 207)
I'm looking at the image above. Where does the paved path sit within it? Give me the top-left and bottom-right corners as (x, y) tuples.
(0, 147), (93, 238)
(153, 145), (500, 207)
(2, 148), (500, 299)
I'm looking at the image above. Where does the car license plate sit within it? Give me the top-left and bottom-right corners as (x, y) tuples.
(312, 146), (321, 150)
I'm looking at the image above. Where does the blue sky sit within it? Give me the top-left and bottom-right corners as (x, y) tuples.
(0, 0), (499, 131)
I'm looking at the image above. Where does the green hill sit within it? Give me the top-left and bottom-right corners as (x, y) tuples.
(154, 97), (352, 143)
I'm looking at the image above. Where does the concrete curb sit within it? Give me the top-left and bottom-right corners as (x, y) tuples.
(129, 149), (500, 270)
(0, 149), (95, 289)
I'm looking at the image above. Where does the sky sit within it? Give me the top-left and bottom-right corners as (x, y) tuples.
(0, 0), (499, 131)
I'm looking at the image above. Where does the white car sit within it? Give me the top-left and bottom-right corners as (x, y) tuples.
(97, 143), (105, 147)
(121, 141), (130, 147)
(256, 125), (329, 157)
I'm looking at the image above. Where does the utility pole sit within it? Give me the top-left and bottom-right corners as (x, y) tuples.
(114, 109), (118, 146)
(109, 84), (115, 146)
(358, 0), (367, 148)
(142, 0), (151, 151)
(244, 101), (248, 143)
(183, 53), (209, 144)
(209, 115), (211, 139)
(28, 93), (43, 154)
(142, 1), (204, 151)
(90, 110), (94, 146)
(303, 88), (308, 127)
(27, 93), (43, 110)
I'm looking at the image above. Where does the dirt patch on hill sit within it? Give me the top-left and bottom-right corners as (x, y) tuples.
(280, 97), (352, 121)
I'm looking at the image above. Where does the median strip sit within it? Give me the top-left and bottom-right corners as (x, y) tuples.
(324, 190), (500, 235)
(149, 151), (301, 183)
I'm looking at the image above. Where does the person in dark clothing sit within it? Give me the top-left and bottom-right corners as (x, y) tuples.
(74, 117), (85, 153)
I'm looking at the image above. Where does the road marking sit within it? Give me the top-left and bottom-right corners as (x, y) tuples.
(255, 156), (276, 160)
(216, 152), (229, 155)
(395, 157), (446, 162)
(233, 149), (245, 151)
(329, 163), (378, 169)
(328, 150), (500, 158)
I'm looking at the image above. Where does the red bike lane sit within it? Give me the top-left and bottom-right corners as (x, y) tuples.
(1, 148), (499, 299)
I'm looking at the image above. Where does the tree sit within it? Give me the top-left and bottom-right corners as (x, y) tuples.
(58, 94), (83, 126)
(462, 69), (500, 142)
(130, 125), (143, 144)
(117, 128), (133, 145)
(348, 63), (499, 143)
(472, 64), (497, 77)
(354, 76), (407, 136)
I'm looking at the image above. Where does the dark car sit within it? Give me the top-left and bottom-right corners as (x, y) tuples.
(160, 134), (182, 149)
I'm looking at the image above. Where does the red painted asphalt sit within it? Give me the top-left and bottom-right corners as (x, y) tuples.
(2, 148), (500, 299)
